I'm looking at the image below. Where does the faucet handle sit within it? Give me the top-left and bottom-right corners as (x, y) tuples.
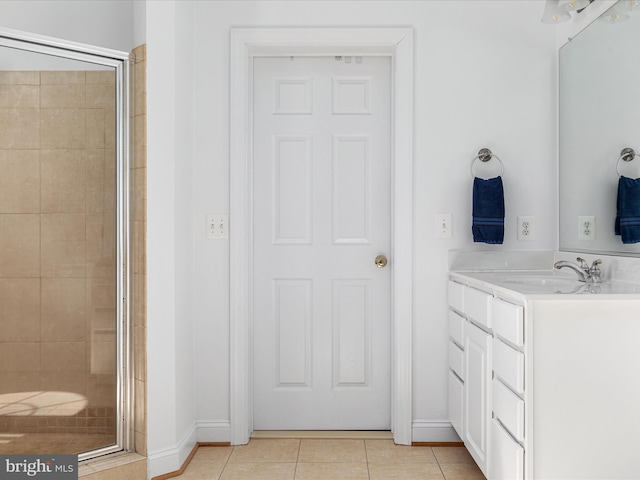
(589, 259), (603, 283)
(577, 257), (589, 270)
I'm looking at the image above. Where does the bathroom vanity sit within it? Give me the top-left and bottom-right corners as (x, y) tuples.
(448, 269), (640, 480)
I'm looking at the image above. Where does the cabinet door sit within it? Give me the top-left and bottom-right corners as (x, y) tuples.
(449, 370), (464, 438)
(464, 321), (492, 476)
(449, 309), (465, 347)
(449, 340), (464, 380)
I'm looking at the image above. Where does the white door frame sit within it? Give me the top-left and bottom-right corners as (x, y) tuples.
(229, 27), (414, 445)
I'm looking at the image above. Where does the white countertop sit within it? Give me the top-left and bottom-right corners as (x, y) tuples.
(450, 269), (640, 299)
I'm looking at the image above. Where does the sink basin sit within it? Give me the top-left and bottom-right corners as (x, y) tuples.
(456, 270), (640, 295)
(498, 275), (581, 288)
(488, 274), (582, 293)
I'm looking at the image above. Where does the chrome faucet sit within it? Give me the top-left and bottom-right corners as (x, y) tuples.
(553, 257), (602, 283)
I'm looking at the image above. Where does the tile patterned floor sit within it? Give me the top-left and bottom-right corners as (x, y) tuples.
(0, 432), (114, 455)
(177, 439), (486, 480)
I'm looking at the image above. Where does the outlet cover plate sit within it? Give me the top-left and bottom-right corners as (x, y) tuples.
(517, 216), (535, 241)
(578, 215), (595, 241)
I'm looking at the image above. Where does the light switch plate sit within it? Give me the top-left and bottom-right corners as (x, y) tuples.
(207, 214), (228, 239)
(435, 213), (452, 239)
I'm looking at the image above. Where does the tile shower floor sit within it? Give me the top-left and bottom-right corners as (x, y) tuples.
(177, 439), (486, 480)
(0, 432), (114, 454)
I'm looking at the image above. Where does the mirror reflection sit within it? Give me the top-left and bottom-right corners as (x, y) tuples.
(559, 0), (640, 255)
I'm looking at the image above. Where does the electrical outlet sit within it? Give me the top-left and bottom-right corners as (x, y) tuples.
(207, 214), (228, 239)
(578, 215), (595, 241)
(517, 216), (535, 241)
(435, 213), (452, 239)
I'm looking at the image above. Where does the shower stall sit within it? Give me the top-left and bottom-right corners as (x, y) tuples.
(0, 30), (132, 460)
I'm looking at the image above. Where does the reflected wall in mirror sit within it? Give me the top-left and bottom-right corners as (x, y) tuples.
(559, 0), (640, 255)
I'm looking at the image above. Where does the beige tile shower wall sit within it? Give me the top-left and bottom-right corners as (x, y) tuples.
(131, 44), (147, 457)
(0, 69), (117, 435)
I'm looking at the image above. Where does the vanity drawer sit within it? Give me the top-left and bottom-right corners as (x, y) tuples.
(493, 338), (524, 394)
(491, 418), (524, 480)
(449, 310), (465, 346)
(448, 281), (464, 312)
(449, 340), (464, 380)
(493, 378), (525, 442)
(493, 298), (524, 347)
(464, 286), (492, 329)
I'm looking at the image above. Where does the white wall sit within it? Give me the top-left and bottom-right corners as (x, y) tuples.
(145, 1), (177, 474)
(173, 0), (197, 449)
(0, 0), (135, 53)
(187, 0), (558, 445)
(133, 0), (147, 48)
(145, 1), (198, 477)
(0, 0), (566, 476)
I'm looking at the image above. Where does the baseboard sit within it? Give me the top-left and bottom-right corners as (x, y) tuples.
(252, 430), (394, 440)
(196, 420), (231, 443)
(412, 421), (462, 443)
(149, 421), (231, 478)
(148, 422), (197, 479)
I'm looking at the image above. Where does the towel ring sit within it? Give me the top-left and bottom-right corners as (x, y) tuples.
(616, 147), (636, 177)
(470, 148), (504, 178)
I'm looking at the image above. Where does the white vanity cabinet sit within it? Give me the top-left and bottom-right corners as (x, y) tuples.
(491, 298), (525, 480)
(464, 320), (492, 474)
(450, 271), (640, 480)
(448, 279), (524, 479)
(448, 281), (493, 477)
(447, 282), (465, 439)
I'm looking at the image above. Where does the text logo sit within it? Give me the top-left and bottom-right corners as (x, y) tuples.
(1, 455), (77, 479)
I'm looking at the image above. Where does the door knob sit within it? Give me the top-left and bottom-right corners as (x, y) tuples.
(375, 255), (388, 268)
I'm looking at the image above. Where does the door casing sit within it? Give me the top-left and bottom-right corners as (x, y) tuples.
(229, 27), (414, 445)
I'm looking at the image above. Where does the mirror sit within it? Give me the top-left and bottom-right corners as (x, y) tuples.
(559, 0), (640, 255)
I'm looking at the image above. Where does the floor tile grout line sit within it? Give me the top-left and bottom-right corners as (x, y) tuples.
(432, 447), (448, 480)
(292, 438), (301, 480)
(363, 439), (371, 480)
(217, 444), (234, 479)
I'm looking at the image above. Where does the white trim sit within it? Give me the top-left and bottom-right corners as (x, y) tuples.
(147, 422), (198, 479)
(196, 421), (232, 443)
(412, 421), (463, 443)
(230, 27), (414, 446)
(148, 422), (231, 477)
(0, 26), (130, 63)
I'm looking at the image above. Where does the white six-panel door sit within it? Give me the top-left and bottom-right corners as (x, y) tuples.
(252, 56), (391, 430)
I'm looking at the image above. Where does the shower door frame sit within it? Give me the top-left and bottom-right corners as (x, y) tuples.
(0, 27), (133, 461)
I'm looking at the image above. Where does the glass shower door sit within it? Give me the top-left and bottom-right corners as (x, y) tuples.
(0, 35), (130, 459)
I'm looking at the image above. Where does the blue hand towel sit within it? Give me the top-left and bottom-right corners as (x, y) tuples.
(472, 176), (504, 244)
(616, 176), (640, 244)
